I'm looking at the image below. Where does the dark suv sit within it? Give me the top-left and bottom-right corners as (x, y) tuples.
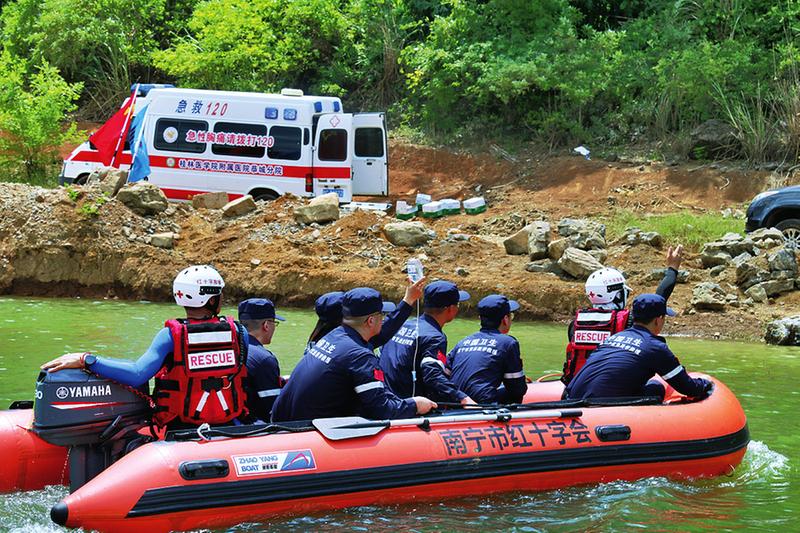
(745, 185), (800, 247)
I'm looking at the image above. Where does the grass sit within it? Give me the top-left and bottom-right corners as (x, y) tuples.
(603, 210), (745, 251)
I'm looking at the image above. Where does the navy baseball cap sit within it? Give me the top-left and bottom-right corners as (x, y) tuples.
(478, 294), (520, 322)
(632, 294), (676, 322)
(423, 281), (470, 308)
(315, 291), (344, 323)
(342, 288), (396, 318)
(237, 298), (285, 321)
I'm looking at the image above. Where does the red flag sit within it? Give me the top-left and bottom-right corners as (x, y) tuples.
(89, 90), (137, 167)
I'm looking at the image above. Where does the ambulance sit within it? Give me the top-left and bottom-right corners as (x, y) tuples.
(60, 85), (389, 202)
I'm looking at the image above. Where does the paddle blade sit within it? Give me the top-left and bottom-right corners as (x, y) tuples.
(313, 416), (388, 441)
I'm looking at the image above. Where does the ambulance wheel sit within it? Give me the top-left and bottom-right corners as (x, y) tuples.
(74, 173), (89, 185)
(251, 189), (279, 202)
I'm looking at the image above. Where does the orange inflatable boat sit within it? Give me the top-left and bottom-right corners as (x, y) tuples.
(34, 373), (748, 533)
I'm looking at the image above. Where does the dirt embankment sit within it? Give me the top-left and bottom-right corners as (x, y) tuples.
(0, 141), (794, 340)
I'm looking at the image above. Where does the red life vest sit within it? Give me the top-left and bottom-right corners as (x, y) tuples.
(562, 308), (630, 385)
(153, 316), (248, 427)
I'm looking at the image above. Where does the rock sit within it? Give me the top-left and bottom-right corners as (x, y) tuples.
(701, 250), (732, 268)
(731, 252), (753, 267)
(455, 267), (469, 277)
(222, 195), (257, 218)
(709, 265), (726, 277)
(294, 193), (340, 224)
(86, 167), (128, 197)
(192, 191), (229, 209)
(527, 221), (551, 260)
(764, 316), (800, 345)
(639, 231), (663, 247)
(649, 268), (690, 283)
(250, 258), (261, 267)
(752, 278), (795, 297)
(503, 224), (532, 255)
(690, 282), (727, 311)
(525, 259), (557, 273)
(557, 247), (604, 279)
(311, 229), (321, 239)
(768, 247), (797, 274)
(735, 256), (770, 290)
(690, 119), (740, 159)
(547, 238), (570, 260)
(150, 232), (176, 249)
(557, 218), (606, 239)
(383, 221), (436, 247)
(116, 182), (169, 215)
(700, 236), (755, 263)
(617, 227), (662, 247)
(749, 227), (784, 244)
(587, 248), (608, 264)
(744, 284), (768, 303)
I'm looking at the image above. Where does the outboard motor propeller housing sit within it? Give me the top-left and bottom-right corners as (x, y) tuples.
(32, 369), (153, 492)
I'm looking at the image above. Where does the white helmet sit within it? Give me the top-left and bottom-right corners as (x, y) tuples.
(585, 267), (631, 309)
(173, 265), (225, 308)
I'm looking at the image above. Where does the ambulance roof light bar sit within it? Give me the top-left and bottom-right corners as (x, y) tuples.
(281, 88), (304, 97)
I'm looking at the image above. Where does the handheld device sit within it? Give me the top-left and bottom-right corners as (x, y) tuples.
(407, 258), (424, 283)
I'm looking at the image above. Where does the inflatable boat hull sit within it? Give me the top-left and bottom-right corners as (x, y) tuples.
(52, 374), (748, 532)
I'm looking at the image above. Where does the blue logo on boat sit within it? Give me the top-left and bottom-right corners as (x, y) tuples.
(281, 450), (315, 471)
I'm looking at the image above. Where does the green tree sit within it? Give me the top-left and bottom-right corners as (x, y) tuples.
(153, 0), (356, 95)
(1, 0), (168, 118)
(0, 52), (82, 183)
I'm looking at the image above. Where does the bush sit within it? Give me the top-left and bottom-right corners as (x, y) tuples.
(0, 52), (82, 185)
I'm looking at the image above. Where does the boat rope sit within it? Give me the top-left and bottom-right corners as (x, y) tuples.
(183, 421), (315, 442)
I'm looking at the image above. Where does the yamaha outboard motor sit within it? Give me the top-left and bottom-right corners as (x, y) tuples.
(32, 369), (153, 492)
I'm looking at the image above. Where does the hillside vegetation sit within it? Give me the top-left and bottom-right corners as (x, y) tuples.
(0, 0), (798, 183)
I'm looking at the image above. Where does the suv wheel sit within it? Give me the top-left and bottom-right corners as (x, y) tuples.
(775, 219), (800, 248)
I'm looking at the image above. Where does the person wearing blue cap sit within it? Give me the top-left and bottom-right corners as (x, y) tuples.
(272, 287), (437, 421)
(448, 295), (527, 404)
(307, 277), (426, 349)
(564, 294), (712, 401)
(379, 280), (475, 405)
(238, 298), (286, 421)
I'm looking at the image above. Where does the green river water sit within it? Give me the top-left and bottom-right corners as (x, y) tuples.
(0, 296), (796, 532)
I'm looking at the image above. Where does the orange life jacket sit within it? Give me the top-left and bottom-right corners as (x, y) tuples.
(562, 308), (630, 385)
(153, 316), (248, 427)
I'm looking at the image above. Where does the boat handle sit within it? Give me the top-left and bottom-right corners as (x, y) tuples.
(179, 459), (230, 480)
(595, 425), (631, 442)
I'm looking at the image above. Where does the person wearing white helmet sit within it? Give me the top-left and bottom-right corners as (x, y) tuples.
(41, 265), (250, 429)
(561, 246), (683, 386)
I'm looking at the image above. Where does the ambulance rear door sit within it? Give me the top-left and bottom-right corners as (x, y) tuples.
(351, 113), (388, 196)
(313, 113), (353, 202)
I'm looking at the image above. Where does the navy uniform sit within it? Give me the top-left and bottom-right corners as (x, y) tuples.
(272, 288), (417, 421)
(565, 294), (712, 400)
(380, 281), (469, 403)
(238, 298), (286, 421)
(448, 295), (527, 404)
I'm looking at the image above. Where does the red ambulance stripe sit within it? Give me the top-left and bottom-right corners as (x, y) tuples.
(160, 188), (243, 201)
(69, 151), (350, 179)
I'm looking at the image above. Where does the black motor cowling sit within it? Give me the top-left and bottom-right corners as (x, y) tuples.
(32, 369), (154, 492)
(32, 369), (151, 446)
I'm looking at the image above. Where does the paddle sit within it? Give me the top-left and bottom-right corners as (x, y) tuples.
(313, 408), (583, 441)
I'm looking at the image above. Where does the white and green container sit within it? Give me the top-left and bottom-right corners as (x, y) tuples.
(463, 196), (487, 215)
(440, 198), (461, 215)
(415, 193), (432, 212)
(395, 200), (416, 220)
(421, 201), (444, 218)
